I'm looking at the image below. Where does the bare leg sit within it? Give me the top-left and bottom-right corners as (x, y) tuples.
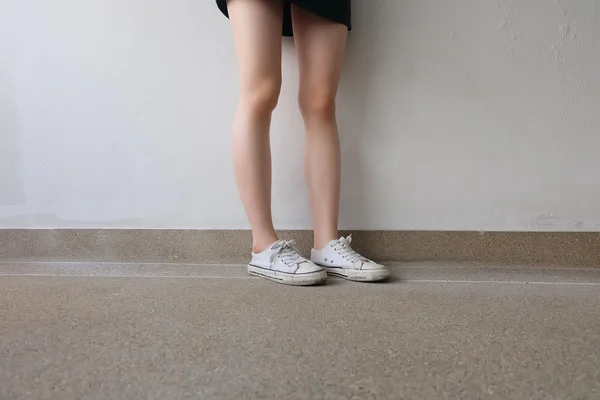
(292, 6), (348, 249)
(228, 0), (283, 252)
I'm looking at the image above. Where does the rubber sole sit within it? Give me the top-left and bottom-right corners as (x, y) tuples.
(247, 265), (327, 286)
(320, 266), (391, 282)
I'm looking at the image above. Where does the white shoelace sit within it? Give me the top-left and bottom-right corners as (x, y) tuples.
(333, 235), (368, 263)
(271, 240), (306, 266)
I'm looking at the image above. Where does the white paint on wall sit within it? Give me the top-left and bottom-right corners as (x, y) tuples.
(1, 0), (599, 231)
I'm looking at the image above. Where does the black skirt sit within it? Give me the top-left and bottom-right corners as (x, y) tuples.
(216, 0), (351, 37)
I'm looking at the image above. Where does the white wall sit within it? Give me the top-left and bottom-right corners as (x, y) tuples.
(1, 0), (599, 231)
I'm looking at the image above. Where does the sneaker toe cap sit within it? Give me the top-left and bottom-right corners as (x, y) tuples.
(359, 261), (387, 271)
(296, 262), (324, 274)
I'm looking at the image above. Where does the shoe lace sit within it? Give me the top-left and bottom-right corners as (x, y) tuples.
(333, 235), (368, 263)
(271, 240), (305, 266)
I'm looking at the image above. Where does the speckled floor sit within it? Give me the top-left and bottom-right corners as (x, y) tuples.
(1, 263), (600, 399)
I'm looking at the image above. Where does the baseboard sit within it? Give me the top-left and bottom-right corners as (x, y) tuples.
(1, 229), (599, 267)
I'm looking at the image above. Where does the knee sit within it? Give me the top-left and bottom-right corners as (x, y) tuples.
(241, 78), (281, 115)
(298, 87), (337, 121)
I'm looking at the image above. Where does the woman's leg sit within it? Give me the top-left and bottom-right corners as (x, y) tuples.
(228, 0), (283, 253)
(291, 6), (348, 249)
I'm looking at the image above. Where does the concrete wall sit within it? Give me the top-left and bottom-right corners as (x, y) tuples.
(1, 0), (599, 231)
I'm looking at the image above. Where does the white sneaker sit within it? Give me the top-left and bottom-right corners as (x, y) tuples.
(248, 240), (327, 286)
(311, 235), (390, 282)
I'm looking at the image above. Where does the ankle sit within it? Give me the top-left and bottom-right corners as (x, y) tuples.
(313, 234), (338, 250)
(252, 235), (279, 253)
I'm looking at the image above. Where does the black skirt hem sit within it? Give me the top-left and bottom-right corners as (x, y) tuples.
(216, 0), (351, 37)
